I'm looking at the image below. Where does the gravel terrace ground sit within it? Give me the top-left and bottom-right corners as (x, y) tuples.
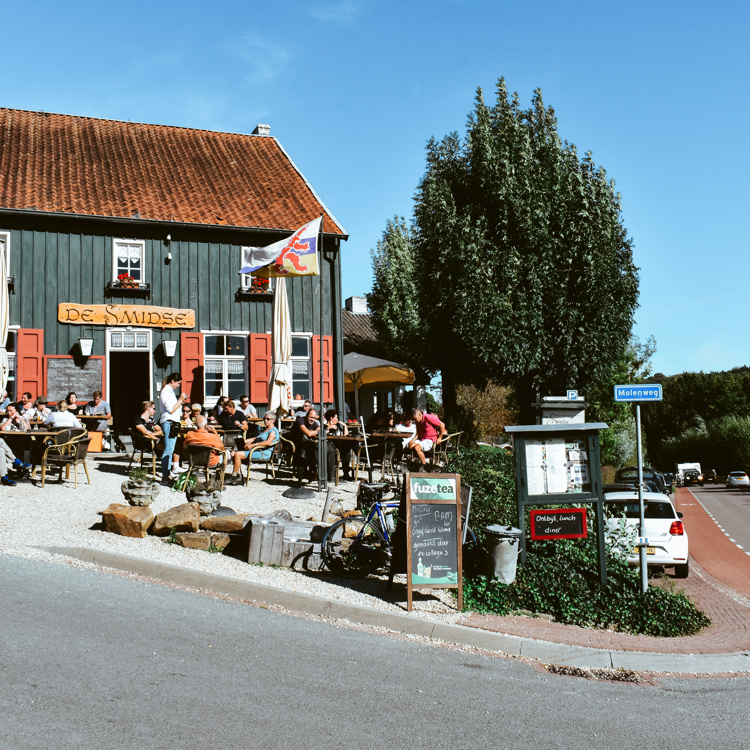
(0, 450), (462, 624)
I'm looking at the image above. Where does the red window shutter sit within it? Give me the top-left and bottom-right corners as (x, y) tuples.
(312, 335), (333, 404)
(180, 332), (204, 404)
(17, 329), (44, 400)
(249, 334), (272, 404)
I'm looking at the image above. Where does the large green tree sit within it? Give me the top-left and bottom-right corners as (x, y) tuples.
(370, 78), (639, 421)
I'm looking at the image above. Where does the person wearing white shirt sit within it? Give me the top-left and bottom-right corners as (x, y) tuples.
(158, 372), (187, 482)
(44, 400), (83, 429)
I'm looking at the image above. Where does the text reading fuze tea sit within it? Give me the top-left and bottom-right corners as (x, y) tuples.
(409, 477), (457, 500)
(410, 504), (458, 585)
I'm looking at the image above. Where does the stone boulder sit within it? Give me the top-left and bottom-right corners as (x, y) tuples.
(174, 530), (232, 552)
(199, 514), (250, 533)
(102, 503), (154, 538)
(151, 503), (200, 536)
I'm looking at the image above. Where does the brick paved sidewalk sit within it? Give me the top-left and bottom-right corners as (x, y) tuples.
(460, 487), (750, 654)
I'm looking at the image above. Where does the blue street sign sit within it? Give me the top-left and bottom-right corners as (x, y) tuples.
(614, 384), (662, 402)
(567, 390), (578, 400)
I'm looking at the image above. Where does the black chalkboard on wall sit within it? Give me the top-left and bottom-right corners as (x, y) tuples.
(45, 356), (104, 402)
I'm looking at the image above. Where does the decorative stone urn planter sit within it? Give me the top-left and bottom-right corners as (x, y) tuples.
(121, 479), (161, 507)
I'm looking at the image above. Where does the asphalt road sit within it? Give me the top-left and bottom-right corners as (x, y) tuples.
(688, 484), (750, 552)
(2, 554), (750, 750)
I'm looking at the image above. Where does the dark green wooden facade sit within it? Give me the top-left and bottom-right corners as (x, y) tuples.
(1, 210), (345, 410)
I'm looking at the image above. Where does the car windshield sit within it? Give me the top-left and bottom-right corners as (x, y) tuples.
(604, 501), (677, 519)
(729, 472), (747, 478)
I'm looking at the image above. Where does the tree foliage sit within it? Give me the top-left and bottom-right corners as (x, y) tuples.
(369, 79), (639, 419)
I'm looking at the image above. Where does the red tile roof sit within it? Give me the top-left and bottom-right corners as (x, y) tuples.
(0, 108), (346, 235)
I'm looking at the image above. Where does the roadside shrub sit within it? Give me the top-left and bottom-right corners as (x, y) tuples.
(464, 537), (710, 637)
(443, 447), (516, 540)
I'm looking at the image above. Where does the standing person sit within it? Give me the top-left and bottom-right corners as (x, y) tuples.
(407, 408), (447, 471)
(159, 373), (187, 483)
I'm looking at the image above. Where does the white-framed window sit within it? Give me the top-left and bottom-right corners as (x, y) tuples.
(0, 230), (10, 274)
(113, 238), (145, 283)
(290, 334), (312, 402)
(204, 333), (248, 405)
(240, 273), (274, 293)
(109, 330), (151, 350)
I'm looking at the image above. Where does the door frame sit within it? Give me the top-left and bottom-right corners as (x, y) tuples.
(105, 327), (153, 402)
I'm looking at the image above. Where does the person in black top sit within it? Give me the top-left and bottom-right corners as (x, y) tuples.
(217, 400), (248, 449)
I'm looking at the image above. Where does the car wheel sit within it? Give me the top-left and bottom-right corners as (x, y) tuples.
(675, 562), (689, 578)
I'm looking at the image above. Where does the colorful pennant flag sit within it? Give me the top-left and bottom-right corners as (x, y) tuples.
(239, 217), (321, 278)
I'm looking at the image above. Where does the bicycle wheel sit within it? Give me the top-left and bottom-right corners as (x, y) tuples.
(321, 516), (388, 578)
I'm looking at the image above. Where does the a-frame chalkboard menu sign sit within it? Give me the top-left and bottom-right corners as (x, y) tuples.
(406, 472), (463, 612)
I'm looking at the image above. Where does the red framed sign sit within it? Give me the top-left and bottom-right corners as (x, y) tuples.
(530, 508), (587, 540)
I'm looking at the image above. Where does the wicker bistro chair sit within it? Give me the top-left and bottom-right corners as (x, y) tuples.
(432, 431), (463, 467)
(41, 431), (92, 488)
(276, 434), (296, 477)
(244, 439), (281, 483)
(185, 443), (228, 492)
(128, 428), (159, 476)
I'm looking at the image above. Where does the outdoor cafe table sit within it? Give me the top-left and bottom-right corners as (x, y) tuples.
(1, 428), (69, 477)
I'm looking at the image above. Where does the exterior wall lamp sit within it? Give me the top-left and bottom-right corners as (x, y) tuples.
(78, 338), (94, 357)
(162, 340), (177, 358)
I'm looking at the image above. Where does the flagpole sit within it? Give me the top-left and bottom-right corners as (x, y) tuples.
(318, 214), (327, 491)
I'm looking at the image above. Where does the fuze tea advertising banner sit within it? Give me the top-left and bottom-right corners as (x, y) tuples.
(409, 476), (457, 501)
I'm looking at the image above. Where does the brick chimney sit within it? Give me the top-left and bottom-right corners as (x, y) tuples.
(252, 124), (271, 136)
(345, 296), (368, 315)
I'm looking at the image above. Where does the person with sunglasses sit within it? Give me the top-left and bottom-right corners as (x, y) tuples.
(225, 412), (279, 485)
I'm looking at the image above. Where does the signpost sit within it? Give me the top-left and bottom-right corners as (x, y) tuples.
(614, 383), (663, 594)
(406, 473), (463, 612)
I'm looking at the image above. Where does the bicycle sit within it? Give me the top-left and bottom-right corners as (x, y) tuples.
(321, 495), (477, 579)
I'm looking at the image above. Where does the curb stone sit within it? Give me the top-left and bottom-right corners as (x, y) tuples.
(39, 545), (750, 675)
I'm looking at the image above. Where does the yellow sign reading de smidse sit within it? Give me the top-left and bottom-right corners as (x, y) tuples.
(58, 303), (195, 329)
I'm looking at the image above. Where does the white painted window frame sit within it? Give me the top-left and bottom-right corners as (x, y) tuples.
(203, 330), (250, 407)
(112, 238), (146, 283)
(0, 230), (10, 274)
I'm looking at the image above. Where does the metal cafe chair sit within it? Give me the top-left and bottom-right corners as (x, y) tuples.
(185, 444), (227, 492)
(128, 428), (159, 476)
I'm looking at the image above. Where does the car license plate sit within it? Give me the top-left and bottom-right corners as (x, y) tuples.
(632, 546), (656, 555)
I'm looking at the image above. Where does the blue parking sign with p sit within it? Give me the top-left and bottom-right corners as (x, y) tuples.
(614, 384), (662, 402)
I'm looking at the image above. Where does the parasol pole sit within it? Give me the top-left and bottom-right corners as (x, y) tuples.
(317, 214), (327, 490)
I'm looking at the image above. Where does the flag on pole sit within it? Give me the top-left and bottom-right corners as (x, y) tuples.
(239, 217), (321, 278)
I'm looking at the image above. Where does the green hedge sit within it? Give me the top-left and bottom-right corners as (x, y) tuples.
(445, 446), (710, 637)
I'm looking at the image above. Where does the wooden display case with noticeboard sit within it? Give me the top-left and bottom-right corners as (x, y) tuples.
(504, 422), (610, 587)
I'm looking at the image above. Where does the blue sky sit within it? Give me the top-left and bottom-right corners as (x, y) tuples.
(3, 0), (749, 378)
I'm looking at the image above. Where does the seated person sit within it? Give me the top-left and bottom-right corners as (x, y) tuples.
(135, 401), (164, 444)
(182, 415), (226, 470)
(226, 412), (280, 485)
(44, 400), (83, 429)
(217, 400), (248, 446)
(190, 403), (204, 421)
(294, 400), (313, 418)
(179, 403), (195, 428)
(1, 403), (30, 432)
(83, 390), (111, 432)
(19, 392), (36, 420)
(0, 389), (10, 410)
(325, 409), (353, 480)
(65, 391), (82, 416)
(291, 408), (336, 480)
(209, 396), (228, 424)
(0, 436), (31, 486)
(237, 394), (258, 419)
(33, 397), (53, 422)
(407, 408), (447, 470)
(394, 413), (417, 460)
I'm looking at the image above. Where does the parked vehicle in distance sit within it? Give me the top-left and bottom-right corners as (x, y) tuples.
(684, 468), (704, 486)
(615, 466), (668, 494)
(604, 490), (689, 578)
(706, 469), (718, 483)
(725, 471), (750, 489)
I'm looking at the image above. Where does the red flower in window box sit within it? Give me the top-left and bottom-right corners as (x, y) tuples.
(117, 273), (138, 288)
(250, 277), (271, 293)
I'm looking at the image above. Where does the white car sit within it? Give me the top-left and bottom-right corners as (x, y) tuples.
(726, 471), (750, 489)
(604, 491), (689, 578)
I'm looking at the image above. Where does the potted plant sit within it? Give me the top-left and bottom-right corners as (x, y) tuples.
(121, 466), (161, 506)
(117, 272), (138, 288)
(249, 277), (271, 294)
